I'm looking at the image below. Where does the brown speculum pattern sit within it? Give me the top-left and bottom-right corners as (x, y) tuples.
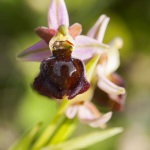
(33, 41), (90, 99)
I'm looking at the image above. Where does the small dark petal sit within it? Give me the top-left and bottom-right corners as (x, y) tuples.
(33, 54), (90, 100)
(35, 27), (56, 44)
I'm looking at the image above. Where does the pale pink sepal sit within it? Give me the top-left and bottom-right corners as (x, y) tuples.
(65, 101), (112, 128)
(17, 40), (51, 62)
(77, 102), (101, 122)
(87, 15), (110, 43)
(78, 104), (97, 121)
(77, 102), (112, 128)
(89, 112), (112, 128)
(73, 35), (109, 60)
(69, 23), (82, 39)
(97, 65), (125, 95)
(48, 0), (69, 29)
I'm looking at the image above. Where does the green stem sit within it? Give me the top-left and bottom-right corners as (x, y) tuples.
(31, 100), (70, 150)
(48, 117), (77, 145)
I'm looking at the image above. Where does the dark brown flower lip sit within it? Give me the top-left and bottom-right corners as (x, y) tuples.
(32, 56), (90, 100)
(32, 25), (90, 100)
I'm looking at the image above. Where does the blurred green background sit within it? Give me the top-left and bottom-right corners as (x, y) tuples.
(0, 0), (150, 149)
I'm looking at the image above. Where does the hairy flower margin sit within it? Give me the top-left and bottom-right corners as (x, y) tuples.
(17, 0), (126, 127)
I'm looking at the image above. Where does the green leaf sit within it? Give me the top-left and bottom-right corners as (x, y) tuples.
(31, 115), (65, 150)
(47, 117), (77, 145)
(43, 127), (123, 150)
(85, 54), (100, 82)
(9, 122), (42, 150)
(31, 100), (71, 150)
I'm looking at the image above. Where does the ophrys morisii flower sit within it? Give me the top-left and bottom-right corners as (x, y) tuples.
(33, 25), (90, 99)
(17, 0), (108, 100)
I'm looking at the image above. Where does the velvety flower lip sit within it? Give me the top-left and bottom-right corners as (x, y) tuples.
(65, 101), (112, 128)
(33, 56), (90, 99)
(17, 0), (109, 62)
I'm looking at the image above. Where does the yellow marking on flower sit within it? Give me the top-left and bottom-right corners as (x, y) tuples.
(49, 25), (75, 52)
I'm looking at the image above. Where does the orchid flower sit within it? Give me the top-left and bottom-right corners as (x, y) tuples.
(65, 101), (112, 128)
(17, 0), (111, 100)
(32, 25), (90, 99)
(17, 0), (125, 106)
(17, 0), (108, 62)
(87, 15), (126, 110)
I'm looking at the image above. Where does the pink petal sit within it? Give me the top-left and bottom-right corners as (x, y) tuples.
(77, 102), (100, 123)
(78, 105), (96, 121)
(73, 35), (109, 60)
(89, 112), (112, 128)
(65, 105), (78, 119)
(77, 102), (112, 128)
(48, 0), (69, 29)
(69, 23), (82, 39)
(105, 37), (123, 74)
(84, 101), (100, 117)
(87, 15), (109, 42)
(35, 27), (56, 44)
(17, 40), (51, 62)
(97, 65), (125, 95)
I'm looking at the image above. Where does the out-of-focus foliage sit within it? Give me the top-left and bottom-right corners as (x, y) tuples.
(0, 0), (150, 149)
